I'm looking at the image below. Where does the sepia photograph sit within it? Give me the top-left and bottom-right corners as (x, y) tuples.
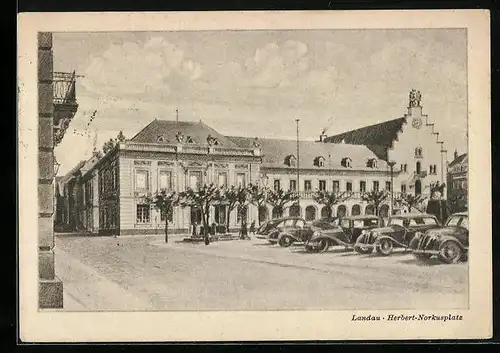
(18, 10), (491, 341)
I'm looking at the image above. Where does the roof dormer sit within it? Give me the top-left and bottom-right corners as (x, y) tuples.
(341, 157), (352, 168)
(186, 136), (195, 144)
(314, 156), (325, 167)
(367, 158), (378, 168)
(285, 154), (297, 167)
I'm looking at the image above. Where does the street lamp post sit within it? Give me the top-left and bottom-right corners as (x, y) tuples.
(388, 161), (396, 215)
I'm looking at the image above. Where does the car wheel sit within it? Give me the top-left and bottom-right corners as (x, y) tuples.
(438, 241), (462, 264)
(414, 253), (432, 261)
(305, 242), (319, 253)
(317, 239), (329, 253)
(278, 236), (293, 248)
(376, 239), (393, 256)
(354, 244), (373, 254)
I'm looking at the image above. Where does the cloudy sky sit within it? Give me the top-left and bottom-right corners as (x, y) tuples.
(53, 29), (467, 175)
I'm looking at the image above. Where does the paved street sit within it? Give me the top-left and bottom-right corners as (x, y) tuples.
(54, 234), (468, 311)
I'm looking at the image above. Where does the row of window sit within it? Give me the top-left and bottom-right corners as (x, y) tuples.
(273, 179), (391, 192)
(135, 169), (247, 192)
(452, 179), (468, 190)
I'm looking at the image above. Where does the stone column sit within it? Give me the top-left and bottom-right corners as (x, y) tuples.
(38, 32), (63, 308)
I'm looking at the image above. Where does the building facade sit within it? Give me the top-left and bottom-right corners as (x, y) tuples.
(57, 90), (451, 236)
(447, 151), (468, 213)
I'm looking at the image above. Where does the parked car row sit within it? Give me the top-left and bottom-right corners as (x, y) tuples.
(255, 212), (469, 264)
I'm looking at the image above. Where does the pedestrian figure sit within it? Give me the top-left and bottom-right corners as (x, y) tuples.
(240, 222), (248, 240)
(192, 222), (197, 237)
(249, 220), (256, 235)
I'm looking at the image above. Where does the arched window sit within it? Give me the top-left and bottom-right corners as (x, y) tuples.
(415, 147), (423, 157)
(320, 206), (331, 219)
(259, 206), (269, 223)
(337, 205), (347, 218)
(289, 204), (301, 217)
(305, 206), (317, 221)
(352, 204), (361, 216)
(272, 206), (283, 219)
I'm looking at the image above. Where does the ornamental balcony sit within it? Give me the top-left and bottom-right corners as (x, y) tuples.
(53, 71), (81, 146)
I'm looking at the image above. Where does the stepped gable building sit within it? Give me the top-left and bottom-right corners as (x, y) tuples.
(56, 90), (451, 236)
(323, 89), (448, 201)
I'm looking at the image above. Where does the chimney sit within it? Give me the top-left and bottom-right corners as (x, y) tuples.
(454, 149), (458, 160)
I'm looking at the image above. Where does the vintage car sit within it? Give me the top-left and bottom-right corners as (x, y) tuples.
(409, 212), (468, 264)
(305, 215), (382, 253)
(354, 213), (441, 255)
(266, 217), (308, 245)
(255, 218), (288, 240)
(269, 217), (341, 247)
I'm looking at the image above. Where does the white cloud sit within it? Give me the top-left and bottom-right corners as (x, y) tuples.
(81, 36), (204, 99)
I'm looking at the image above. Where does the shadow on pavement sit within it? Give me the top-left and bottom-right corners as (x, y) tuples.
(398, 258), (450, 267)
(292, 247), (352, 255)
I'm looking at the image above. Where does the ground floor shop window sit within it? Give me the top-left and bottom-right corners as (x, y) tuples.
(214, 205), (227, 224)
(136, 204), (150, 223)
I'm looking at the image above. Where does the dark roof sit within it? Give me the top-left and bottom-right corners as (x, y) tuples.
(130, 119), (240, 148)
(448, 153), (467, 167)
(228, 136), (389, 170)
(322, 117), (407, 160)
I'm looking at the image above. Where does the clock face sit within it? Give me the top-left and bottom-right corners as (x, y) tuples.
(412, 118), (422, 129)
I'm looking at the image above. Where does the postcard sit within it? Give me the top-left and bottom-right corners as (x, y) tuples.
(18, 10), (491, 341)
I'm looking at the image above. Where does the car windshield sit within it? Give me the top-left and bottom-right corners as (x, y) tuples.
(340, 219), (350, 228)
(389, 218), (404, 226)
(295, 219), (305, 228)
(447, 216), (468, 230)
(352, 220), (366, 228)
(364, 219), (379, 227)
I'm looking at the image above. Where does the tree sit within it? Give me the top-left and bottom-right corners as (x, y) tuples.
(236, 185), (252, 238)
(267, 188), (299, 218)
(361, 190), (389, 216)
(143, 190), (179, 243)
(247, 183), (269, 225)
(102, 131), (127, 155)
(219, 185), (240, 233)
(312, 190), (351, 218)
(447, 188), (467, 214)
(102, 138), (116, 154)
(179, 184), (222, 245)
(397, 193), (427, 213)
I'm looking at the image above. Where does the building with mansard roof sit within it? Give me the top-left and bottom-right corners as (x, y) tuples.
(56, 90), (452, 236)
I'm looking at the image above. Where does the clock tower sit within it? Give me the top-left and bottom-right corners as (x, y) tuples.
(407, 88), (424, 129)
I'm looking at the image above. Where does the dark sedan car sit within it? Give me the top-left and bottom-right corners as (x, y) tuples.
(354, 213), (441, 255)
(255, 218), (289, 240)
(409, 212), (468, 264)
(265, 217), (308, 245)
(305, 215), (382, 253)
(269, 217), (341, 247)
